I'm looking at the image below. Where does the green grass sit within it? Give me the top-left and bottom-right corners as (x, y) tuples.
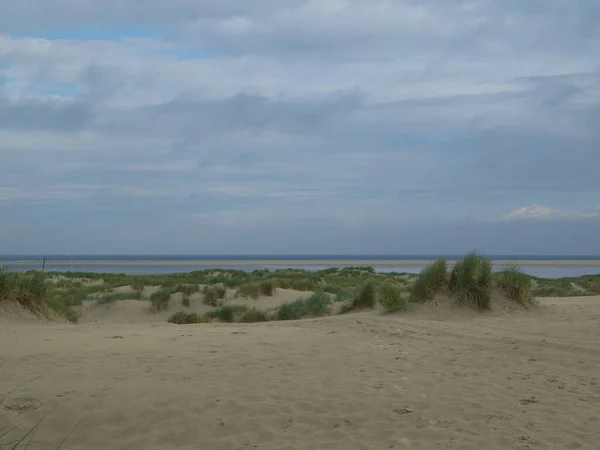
(237, 282), (261, 299)
(345, 281), (376, 311)
(378, 283), (408, 313)
(0, 269), (49, 317)
(0, 269), (81, 321)
(259, 279), (276, 296)
(95, 292), (136, 305)
(204, 305), (249, 323)
(495, 266), (534, 305)
(276, 292), (331, 321)
(4, 261), (597, 327)
(149, 288), (172, 312)
(203, 285), (226, 306)
(408, 258), (448, 303)
(448, 252), (493, 310)
(240, 308), (271, 323)
(175, 284), (199, 296)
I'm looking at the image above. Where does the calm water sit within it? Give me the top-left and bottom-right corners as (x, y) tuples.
(2, 255), (600, 279)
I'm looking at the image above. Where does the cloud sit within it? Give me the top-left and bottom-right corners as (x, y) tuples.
(1, 0), (599, 253)
(501, 205), (600, 222)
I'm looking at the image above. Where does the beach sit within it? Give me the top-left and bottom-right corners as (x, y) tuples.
(2, 293), (600, 449)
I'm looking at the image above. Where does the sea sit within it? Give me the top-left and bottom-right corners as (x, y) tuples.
(1, 255), (600, 279)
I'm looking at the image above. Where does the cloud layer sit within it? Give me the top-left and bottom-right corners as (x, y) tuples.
(1, 0), (599, 254)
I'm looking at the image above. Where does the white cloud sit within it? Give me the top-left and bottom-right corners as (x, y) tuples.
(501, 205), (600, 221)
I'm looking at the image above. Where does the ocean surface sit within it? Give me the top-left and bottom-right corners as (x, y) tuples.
(2, 255), (600, 279)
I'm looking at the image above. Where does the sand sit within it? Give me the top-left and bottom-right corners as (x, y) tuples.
(2, 296), (600, 449)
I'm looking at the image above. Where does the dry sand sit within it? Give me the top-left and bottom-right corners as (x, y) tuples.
(2, 295), (600, 449)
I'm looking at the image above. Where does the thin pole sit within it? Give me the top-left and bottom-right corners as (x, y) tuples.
(70, 248), (74, 272)
(42, 255), (46, 271)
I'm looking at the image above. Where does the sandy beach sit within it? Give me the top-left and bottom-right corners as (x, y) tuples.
(5, 259), (600, 267)
(2, 294), (599, 449)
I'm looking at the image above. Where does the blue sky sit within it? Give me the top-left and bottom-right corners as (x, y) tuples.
(1, 0), (599, 255)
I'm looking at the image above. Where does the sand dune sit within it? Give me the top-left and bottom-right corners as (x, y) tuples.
(2, 296), (600, 449)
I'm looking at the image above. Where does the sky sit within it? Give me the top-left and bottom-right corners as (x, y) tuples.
(1, 0), (599, 255)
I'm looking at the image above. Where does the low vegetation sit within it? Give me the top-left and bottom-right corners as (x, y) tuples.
(149, 288), (171, 312)
(378, 283), (408, 313)
(495, 265), (534, 306)
(408, 258), (448, 303)
(2, 254), (600, 326)
(276, 291), (331, 320)
(447, 252), (493, 309)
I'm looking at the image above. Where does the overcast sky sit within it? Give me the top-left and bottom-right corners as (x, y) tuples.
(1, 0), (599, 255)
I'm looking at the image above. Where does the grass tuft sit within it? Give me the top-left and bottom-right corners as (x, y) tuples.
(240, 308), (271, 323)
(149, 288), (172, 312)
(276, 292), (331, 321)
(259, 279), (276, 296)
(378, 283), (408, 313)
(349, 282), (376, 310)
(495, 265), (534, 306)
(204, 305), (249, 323)
(408, 258), (447, 303)
(448, 252), (493, 310)
(237, 282), (261, 299)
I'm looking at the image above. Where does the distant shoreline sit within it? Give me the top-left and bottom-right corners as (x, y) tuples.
(4, 259), (600, 267)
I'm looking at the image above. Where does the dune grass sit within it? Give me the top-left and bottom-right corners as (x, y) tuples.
(378, 283), (409, 313)
(1, 268), (79, 321)
(448, 252), (493, 310)
(204, 305), (249, 323)
(408, 258), (448, 303)
(240, 307), (271, 323)
(237, 282), (261, 299)
(495, 265), (534, 306)
(203, 284), (226, 306)
(149, 288), (172, 312)
(5, 256), (598, 327)
(276, 291), (331, 321)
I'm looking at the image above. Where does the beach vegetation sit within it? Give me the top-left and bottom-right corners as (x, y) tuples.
(378, 283), (409, 313)
(448, 252), (493, 310)
(495, 265), (534, 305)
(408, 258), (448, 303)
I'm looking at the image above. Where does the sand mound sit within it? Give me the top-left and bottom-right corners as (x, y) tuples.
(1, 296), (599, 449)
(0, 302), (67, 325)
(73, 288), (311, 324)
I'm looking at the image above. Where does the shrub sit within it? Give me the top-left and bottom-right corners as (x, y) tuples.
(204, 305), (249, 323)
(237, 282), (261, 299)
(448, 252), (492, 310)
(167, 311), (209, 324)
(0, 269), (49, 316)
(176, 284), (198, 296)
(333, 287), (356, 303)
(408, 258), (447, 303)
(96, 292), (132, 305)
(259, 279), (275, 296)
(203, 285), (226, 306)
(182, 294), (191, 307)
(276, 292), (330, 321)
(240, 308), (271, 323)
(149, 289), (172, 312)
(495, 266), (533, 305)
(378, 283), (408, 312)
(350, 282), (376, 310)
(131, 279), (145, 293)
